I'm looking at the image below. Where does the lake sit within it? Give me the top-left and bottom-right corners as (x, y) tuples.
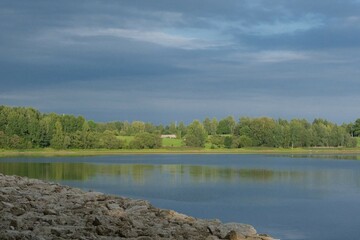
(0, 154), (360, 240)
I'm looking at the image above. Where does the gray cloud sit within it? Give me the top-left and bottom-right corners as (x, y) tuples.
(1, 0), (360, 123)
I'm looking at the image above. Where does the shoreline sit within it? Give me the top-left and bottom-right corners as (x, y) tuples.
(0, 174), (274, 240)
(1, 147), (360, 157)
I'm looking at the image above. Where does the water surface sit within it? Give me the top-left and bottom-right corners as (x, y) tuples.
(1, 154), (360, 240)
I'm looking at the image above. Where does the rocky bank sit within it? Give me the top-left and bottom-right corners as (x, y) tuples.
(0, 174), (274, 240)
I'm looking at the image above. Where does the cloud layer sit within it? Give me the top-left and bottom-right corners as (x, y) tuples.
(1, 0), (360, 123)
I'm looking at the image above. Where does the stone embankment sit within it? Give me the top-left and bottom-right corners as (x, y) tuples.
(0, 174), (274, 240)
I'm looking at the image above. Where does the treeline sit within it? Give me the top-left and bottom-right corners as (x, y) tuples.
(0, 106), (359, 150)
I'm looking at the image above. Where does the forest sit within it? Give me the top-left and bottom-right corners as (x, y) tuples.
(0, 105), (359, 150)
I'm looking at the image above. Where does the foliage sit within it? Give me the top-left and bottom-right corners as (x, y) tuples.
(0, 105), (358, 150)
(224, 136), (233, 148)
(209, 135), (224, 148)
(129, 133), (162, 149)
(353, 119), (360, 137)
(217, 116), (236, 134)
(100, 130), (124, 149)
(185, 120), (207, 147)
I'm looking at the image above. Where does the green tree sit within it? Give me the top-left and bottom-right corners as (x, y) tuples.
(290, 119), (311, 147)
(185, 120), (207, 147)
(0, 131), (8, 148)
(50, 121), (65, 149)
(120, 121), (132, 135)
(209, 135), (224, 148)
(131, 121), (146, 134)
(8, 135), (28, 149)
(210, 118), (218, 135)
(353, 119), (360, 137)
(130, 132), (162, 149)
(168, 122), (177, 134)
(177, 122), (187, 138)
(217, 116), (236, 134)
(101, 130), (124, 149)
(224, 136), (233, 148)
(203, 118), (212, 135)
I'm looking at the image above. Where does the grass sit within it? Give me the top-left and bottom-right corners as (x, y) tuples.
(1, 147), (360, 158)
(162, 138), (183, 147)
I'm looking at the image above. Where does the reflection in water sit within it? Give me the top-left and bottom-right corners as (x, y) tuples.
(1, 155), (360, 240)
(1, 162), (359, 188)
(0, 162), (295, 183)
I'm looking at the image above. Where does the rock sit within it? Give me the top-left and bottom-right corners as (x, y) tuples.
(10, 206), (26, 216)
(0, 174), (274, 240)
(44, 208), (58, 215)
(96, 225), (109, 235)
(84, 191), (105, 201)
(226, 230), (246, 240)
(2, 201), (14, 208)
(106, 203), (122, 210)
(136, 237), (153, 240)
(217, 222), (257, 238)
(51, 228), (63, 237)
(93, 217), (102, 226)
(126, 205), (148, 213)
(10, 219), (21, 229)
(205, 236), (220, 240)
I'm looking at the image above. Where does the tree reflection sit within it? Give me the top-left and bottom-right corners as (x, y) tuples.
(1, 162), (360, 188)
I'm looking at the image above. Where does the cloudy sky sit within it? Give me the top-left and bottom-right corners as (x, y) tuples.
(1, 1), (360, 123)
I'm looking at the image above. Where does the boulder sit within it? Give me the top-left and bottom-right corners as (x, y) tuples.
(0, 174), (275, 240)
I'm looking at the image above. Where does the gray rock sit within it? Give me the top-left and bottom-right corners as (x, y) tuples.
(226, 230), (246, 240)
(106, 203), (122, 210)
(2, 201), (14, 208)
(10, 206), (26, 216)
(0, 174), (274, 240)
(205, 236), (220, 240)
(93, 217), (102, 226)
(217, 222), (257, 238)
(44, 208), (58, 215)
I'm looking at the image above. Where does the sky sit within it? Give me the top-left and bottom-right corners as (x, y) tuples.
(1, 0), (360, 124)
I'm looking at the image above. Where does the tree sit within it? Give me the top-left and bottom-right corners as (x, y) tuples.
(168, 122), (177, 134)
(0, 131), (8, 148)
(177, 122), (187, 138)
(101, 130), (124, 149)
(217, 116), (236, 134)
(311, 119), (331, 147)
(185, 120), (207, 147)
(209, 135), (224, 148)
(246, 117), (276, 147)
(120, 121), (132, 135)
(50, 121), (65, 149)
(131, 121), (146, 134)
(130, 133), (162, 149)
(353, 119), (360, 137)
(203, 118), (212, 134)
(290, 119), (311, 147)
(210, 118), (218, 135)
(8, 134), (28, 149)
(224, 136), (233, 148)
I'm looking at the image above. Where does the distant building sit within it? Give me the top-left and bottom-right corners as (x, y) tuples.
(161, 134), (177, 139)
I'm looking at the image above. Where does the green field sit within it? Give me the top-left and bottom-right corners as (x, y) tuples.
(162, 138), (184, 147)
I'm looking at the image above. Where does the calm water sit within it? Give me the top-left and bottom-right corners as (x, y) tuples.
(1, 154), (360, 240)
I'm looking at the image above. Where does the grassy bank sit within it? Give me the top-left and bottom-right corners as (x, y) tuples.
(1, 147), (360, 157)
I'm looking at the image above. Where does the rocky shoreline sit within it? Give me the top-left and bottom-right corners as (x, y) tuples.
(0, 174), (274, 240)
